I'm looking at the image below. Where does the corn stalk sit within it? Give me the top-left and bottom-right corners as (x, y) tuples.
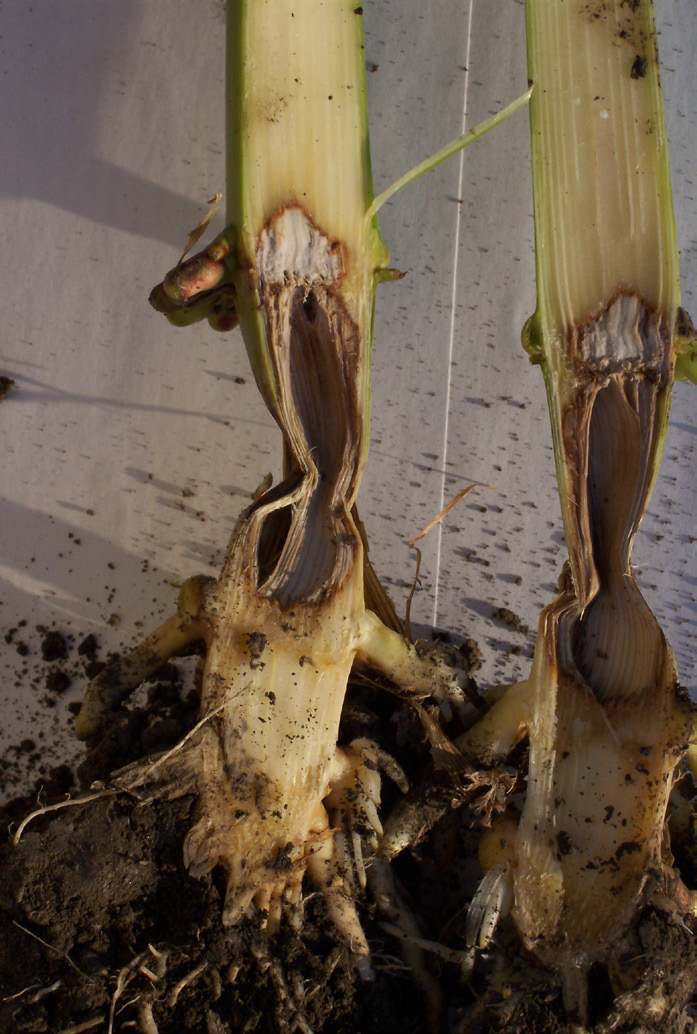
(74, 0), (534, 966)
(450, 0), (696, 1025)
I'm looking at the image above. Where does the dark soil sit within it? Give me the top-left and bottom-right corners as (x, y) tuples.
(490, 608), (529, 637)
(0, 375), (15, 402)
(1, 651), (696, 1034)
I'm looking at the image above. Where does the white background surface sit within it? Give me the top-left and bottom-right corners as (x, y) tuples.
(1, 0), (695, 796)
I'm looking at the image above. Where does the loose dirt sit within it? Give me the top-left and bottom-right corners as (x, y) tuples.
(1, 648), (695, 1034)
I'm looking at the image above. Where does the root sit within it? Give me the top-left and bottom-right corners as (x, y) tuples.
(11, 921), (91, 981)
(14, 701), (229, 845)
(55, 1020), (103, 1034)
(13, 789), (121, 847)
(379, 761), (516, 862)
(250, 940), (318, 1034)
(107, 946), (167, 1034)
(167, 961), (208, 1008)
(1, 978), (62, 1005)
(368, 858), (446, 1032)
(138, 1001), (160, 1034)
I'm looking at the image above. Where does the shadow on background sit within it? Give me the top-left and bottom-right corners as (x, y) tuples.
(1, 1), (204, 245)
(0, 497), (179, 628)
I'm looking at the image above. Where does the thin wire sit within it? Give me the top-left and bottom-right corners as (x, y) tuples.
(432, 0), (474, 627)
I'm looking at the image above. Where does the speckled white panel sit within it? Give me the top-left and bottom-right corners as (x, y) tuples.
(0, 0), (694, 798)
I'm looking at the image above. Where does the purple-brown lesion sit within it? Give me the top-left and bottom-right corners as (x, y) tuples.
(255, 280), (363, 607)
(550, 291), (676, 700)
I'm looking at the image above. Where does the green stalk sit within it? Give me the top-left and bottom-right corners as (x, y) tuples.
(523, 0), (680, 610)
(225, 0), (385, 462)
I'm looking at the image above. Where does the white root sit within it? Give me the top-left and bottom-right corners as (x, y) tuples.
(167, 962), (208, 1008)
(55, 1020), (104, 1034)
(13, 789), (119, 846)
(137, 1001), (160, 1034)
(305, 833), (373, 976)
(1, 979), (62, 1005)
(107, 946), (167, 1034)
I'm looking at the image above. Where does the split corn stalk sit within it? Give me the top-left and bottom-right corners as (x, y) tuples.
(460, 0), (695, 1017)
(76, 0), (473, 962)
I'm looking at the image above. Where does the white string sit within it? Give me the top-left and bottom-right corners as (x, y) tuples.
(432, 0), (475, 626)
